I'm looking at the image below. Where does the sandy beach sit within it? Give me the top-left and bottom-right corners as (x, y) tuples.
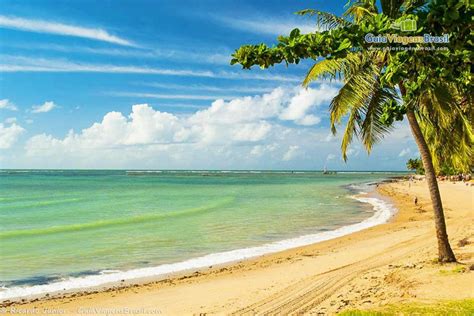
(3, 179), (473, 315)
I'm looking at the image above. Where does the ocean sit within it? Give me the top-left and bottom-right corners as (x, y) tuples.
(0, 170), (399, 300)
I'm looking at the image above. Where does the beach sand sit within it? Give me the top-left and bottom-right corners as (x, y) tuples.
(3, 180), (473, 315)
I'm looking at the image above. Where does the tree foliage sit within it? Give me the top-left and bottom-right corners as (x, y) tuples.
(406, 157), (425, 174)
(230, 0), (472, 170)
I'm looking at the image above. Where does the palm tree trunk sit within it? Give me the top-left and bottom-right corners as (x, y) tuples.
(406, 109), (457, 262)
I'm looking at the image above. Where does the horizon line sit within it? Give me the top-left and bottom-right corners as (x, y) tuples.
(0, 168), (408, 172)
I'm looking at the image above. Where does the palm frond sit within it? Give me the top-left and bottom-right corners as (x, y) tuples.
(302, 53), (362, 87)
(302, 58), (344, 87)
(296, 9), (351, 30)
(415, 83), (474, 173)
(329, 50), (397, 160)
(360, 87), (396, 152)
(329, 73), (375, 135)
(341, 107), (360, 161)
(401, 0), (429, 13)
(417, 83), (462, 129)
(329, 54), (379, 134)
(328, 55), (387, 160)
(380, 0), (405, 18)
(344, 0), (378, 21)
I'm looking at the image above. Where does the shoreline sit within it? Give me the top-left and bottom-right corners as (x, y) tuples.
(3, 179), (473, 314)
(1, 179), (396, 303)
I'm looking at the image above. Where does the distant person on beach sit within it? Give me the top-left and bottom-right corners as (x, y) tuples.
(414, 197), (418, 205)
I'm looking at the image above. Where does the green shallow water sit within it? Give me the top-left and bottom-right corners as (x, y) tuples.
(0, 170), (399, 287)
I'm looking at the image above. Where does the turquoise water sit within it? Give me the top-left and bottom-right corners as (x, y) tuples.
(0, 170), (397, 294)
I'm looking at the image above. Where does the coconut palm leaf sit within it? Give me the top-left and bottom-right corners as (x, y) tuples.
(302, 52), (364, 87)
(416, 84), (474, 173)
(341, 107), (361, 161)
(302, 58), (345, 86)
(297, 9), (351, 29)
(360, 87), (396, 152)
(401, 0), (429, 13)
(327, 57), (388, 159)
(344, 0), (378, 21)
(380, 0), (405, 17)
(329, 65), (378, 135)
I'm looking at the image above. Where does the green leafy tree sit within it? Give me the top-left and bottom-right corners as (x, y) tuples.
(406, 158), (424, 174)
(231, 0), (472, 262)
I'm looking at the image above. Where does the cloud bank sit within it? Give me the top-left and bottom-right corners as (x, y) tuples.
(0, 120), (25, 149)
(2, 84), (414, 170)
(23, 85), (339, 168)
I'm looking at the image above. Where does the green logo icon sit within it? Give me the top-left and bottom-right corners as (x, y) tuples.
(391, 19), (417, 32)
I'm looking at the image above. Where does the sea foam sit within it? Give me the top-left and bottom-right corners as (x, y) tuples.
(0, 188), (396, 301)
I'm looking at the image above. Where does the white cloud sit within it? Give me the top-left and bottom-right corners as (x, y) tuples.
(326, 153), (336, 161)
(24, 99), (275, 154)
(109, 92), (240, 101)
(279, 84), (338, 125)
(216, 15), (318, 36)
(32, 101), (57, 113)
(324, 132), (336, 142)
(283, 145), (301, 161)
(0, 120), (25, 149)
(0, 55), (300, 82)
(6, 84), (416, 170)
(138, 82), (275, 94)
(0, 99), (18, 111)
(0, 56), (214, 76)
(233, 122), (272, 142)
(398, 147), (411, 157)
(218, 71), (300, 82)
(23, 86), (335, 165)
(346, 146), (361, 158)
(4, 43), (230, 64)
(295, 115), (321, 126)
(0, 15), (134, 46)
(249, 144), (278, 157)
(189, 88), (286, 125)
(150, 103), (205, 110)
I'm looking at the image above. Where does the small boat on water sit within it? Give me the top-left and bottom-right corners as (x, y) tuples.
(323, 165), (337, 175)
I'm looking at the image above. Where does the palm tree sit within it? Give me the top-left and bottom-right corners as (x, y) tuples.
(416, 89), (473, 175)
(231, 0), (472, 262)
(406, 158), (423, 174)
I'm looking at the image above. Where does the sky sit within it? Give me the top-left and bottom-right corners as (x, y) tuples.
(0, 0), (417, 170)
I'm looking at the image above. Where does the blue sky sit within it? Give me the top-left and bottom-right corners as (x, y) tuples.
(0, 0), (416, 170)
